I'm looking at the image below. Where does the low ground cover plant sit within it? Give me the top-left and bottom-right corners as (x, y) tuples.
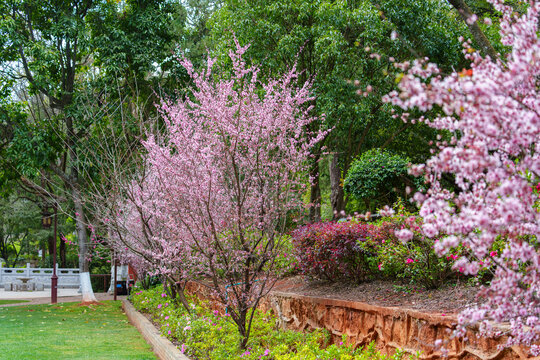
(131, 286), (415, 360)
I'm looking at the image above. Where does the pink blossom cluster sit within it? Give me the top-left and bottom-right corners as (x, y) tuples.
(387, 0), (540, 353)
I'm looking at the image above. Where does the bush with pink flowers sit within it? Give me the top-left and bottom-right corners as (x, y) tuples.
(291, 201), (466, 289)
(372, 213), (461, 289)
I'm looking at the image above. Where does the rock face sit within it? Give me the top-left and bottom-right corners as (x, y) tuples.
(185, 283), (537, 359)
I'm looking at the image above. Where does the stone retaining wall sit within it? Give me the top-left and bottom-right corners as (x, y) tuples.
(185, 282), (537, 360)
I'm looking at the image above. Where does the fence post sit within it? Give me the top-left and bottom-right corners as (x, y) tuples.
(26, 263), (30, 277)
(0, 262), (3, 286)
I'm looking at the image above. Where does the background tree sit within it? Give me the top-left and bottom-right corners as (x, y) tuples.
(0, 194), (47, 267)
(207, 0), (479, 219)
(0, 0), (186, 302)
(344, 149), (420, 211)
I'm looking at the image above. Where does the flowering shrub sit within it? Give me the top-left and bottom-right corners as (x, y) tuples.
(290, 221), (382, 283)
(130, 286), (414, 359)
(372, 214), (460, 289)
(291, 200), (467, 289)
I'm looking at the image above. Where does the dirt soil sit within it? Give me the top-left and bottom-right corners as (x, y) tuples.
(272, 276), (481, 315)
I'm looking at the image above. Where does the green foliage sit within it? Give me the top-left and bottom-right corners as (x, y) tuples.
(131, 286), (415, 359)
(270, 234), (299, 278)
(344, 149), (419, 211)
(87, 0), (186, 79)
(208, 0), (473, 191)
(0, 195), (47, 267)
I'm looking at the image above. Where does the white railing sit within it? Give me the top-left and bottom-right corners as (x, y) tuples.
(0, 263), (80, 289)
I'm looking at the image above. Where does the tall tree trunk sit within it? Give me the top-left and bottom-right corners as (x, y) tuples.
(72, 185), (98, 303)
(47, 235), (54, 257)
(309, 153), (321, 223)
(59, 235), (66, 268)
(329, 153), (345, 220)
(447, 0), (498, 59)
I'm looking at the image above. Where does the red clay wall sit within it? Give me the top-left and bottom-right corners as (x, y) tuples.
(185, 283), (537, 359)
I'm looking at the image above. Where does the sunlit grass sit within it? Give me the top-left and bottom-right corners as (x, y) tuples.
(0, 301), (156, 360)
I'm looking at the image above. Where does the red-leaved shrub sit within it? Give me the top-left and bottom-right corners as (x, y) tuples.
(290, 221), (382, 283)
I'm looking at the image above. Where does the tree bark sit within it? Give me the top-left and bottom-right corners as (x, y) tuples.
(309, 153), (321, 223)
(329, 153), (345, 219)
(59, 235), (66, 268)
(72, 185), (97, 303)
(447, 0), (498, 59)
(47, 235), (54, 257)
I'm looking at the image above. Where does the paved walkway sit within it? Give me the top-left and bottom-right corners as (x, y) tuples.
(0, 289), (126, 306)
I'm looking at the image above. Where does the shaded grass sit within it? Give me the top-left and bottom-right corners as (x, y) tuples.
(0, 301), (156, 360)
(0, 299), (30, 305)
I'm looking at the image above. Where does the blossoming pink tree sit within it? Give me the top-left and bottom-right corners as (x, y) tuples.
(386, 0), (540, 353)
(140, 40), (324, 348)
(100, 165), (196, 311)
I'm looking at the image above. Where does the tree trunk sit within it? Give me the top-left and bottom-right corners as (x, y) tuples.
(72, 186), (97, 303)
(238, 310), (248, 349)
(47, 235), (54, 257)
(309, 154), (321, 223)
(447, 0), (498, 59)
(60, 236), (66, 268)
(329, 153), (345, 220)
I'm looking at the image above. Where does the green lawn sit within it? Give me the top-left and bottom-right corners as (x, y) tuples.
(0, 301), (156, 360)
(0, 299), (30, 305)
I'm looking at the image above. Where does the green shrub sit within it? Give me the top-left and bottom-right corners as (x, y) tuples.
(344, 149), (419, 211)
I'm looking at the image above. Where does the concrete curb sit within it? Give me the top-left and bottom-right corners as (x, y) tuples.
(122, 300), (190, 360)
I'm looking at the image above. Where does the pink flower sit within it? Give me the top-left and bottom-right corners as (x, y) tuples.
(167, 330), (171, 335)
(490, 251), (497, 257)
(164, 316), (169, 320)
(395, 229), (414, 242)
(161, 293), (167, 298)
(378, 263), (383, 271)
(406, 258), (414, 264)
(157, 304), (162, 309)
